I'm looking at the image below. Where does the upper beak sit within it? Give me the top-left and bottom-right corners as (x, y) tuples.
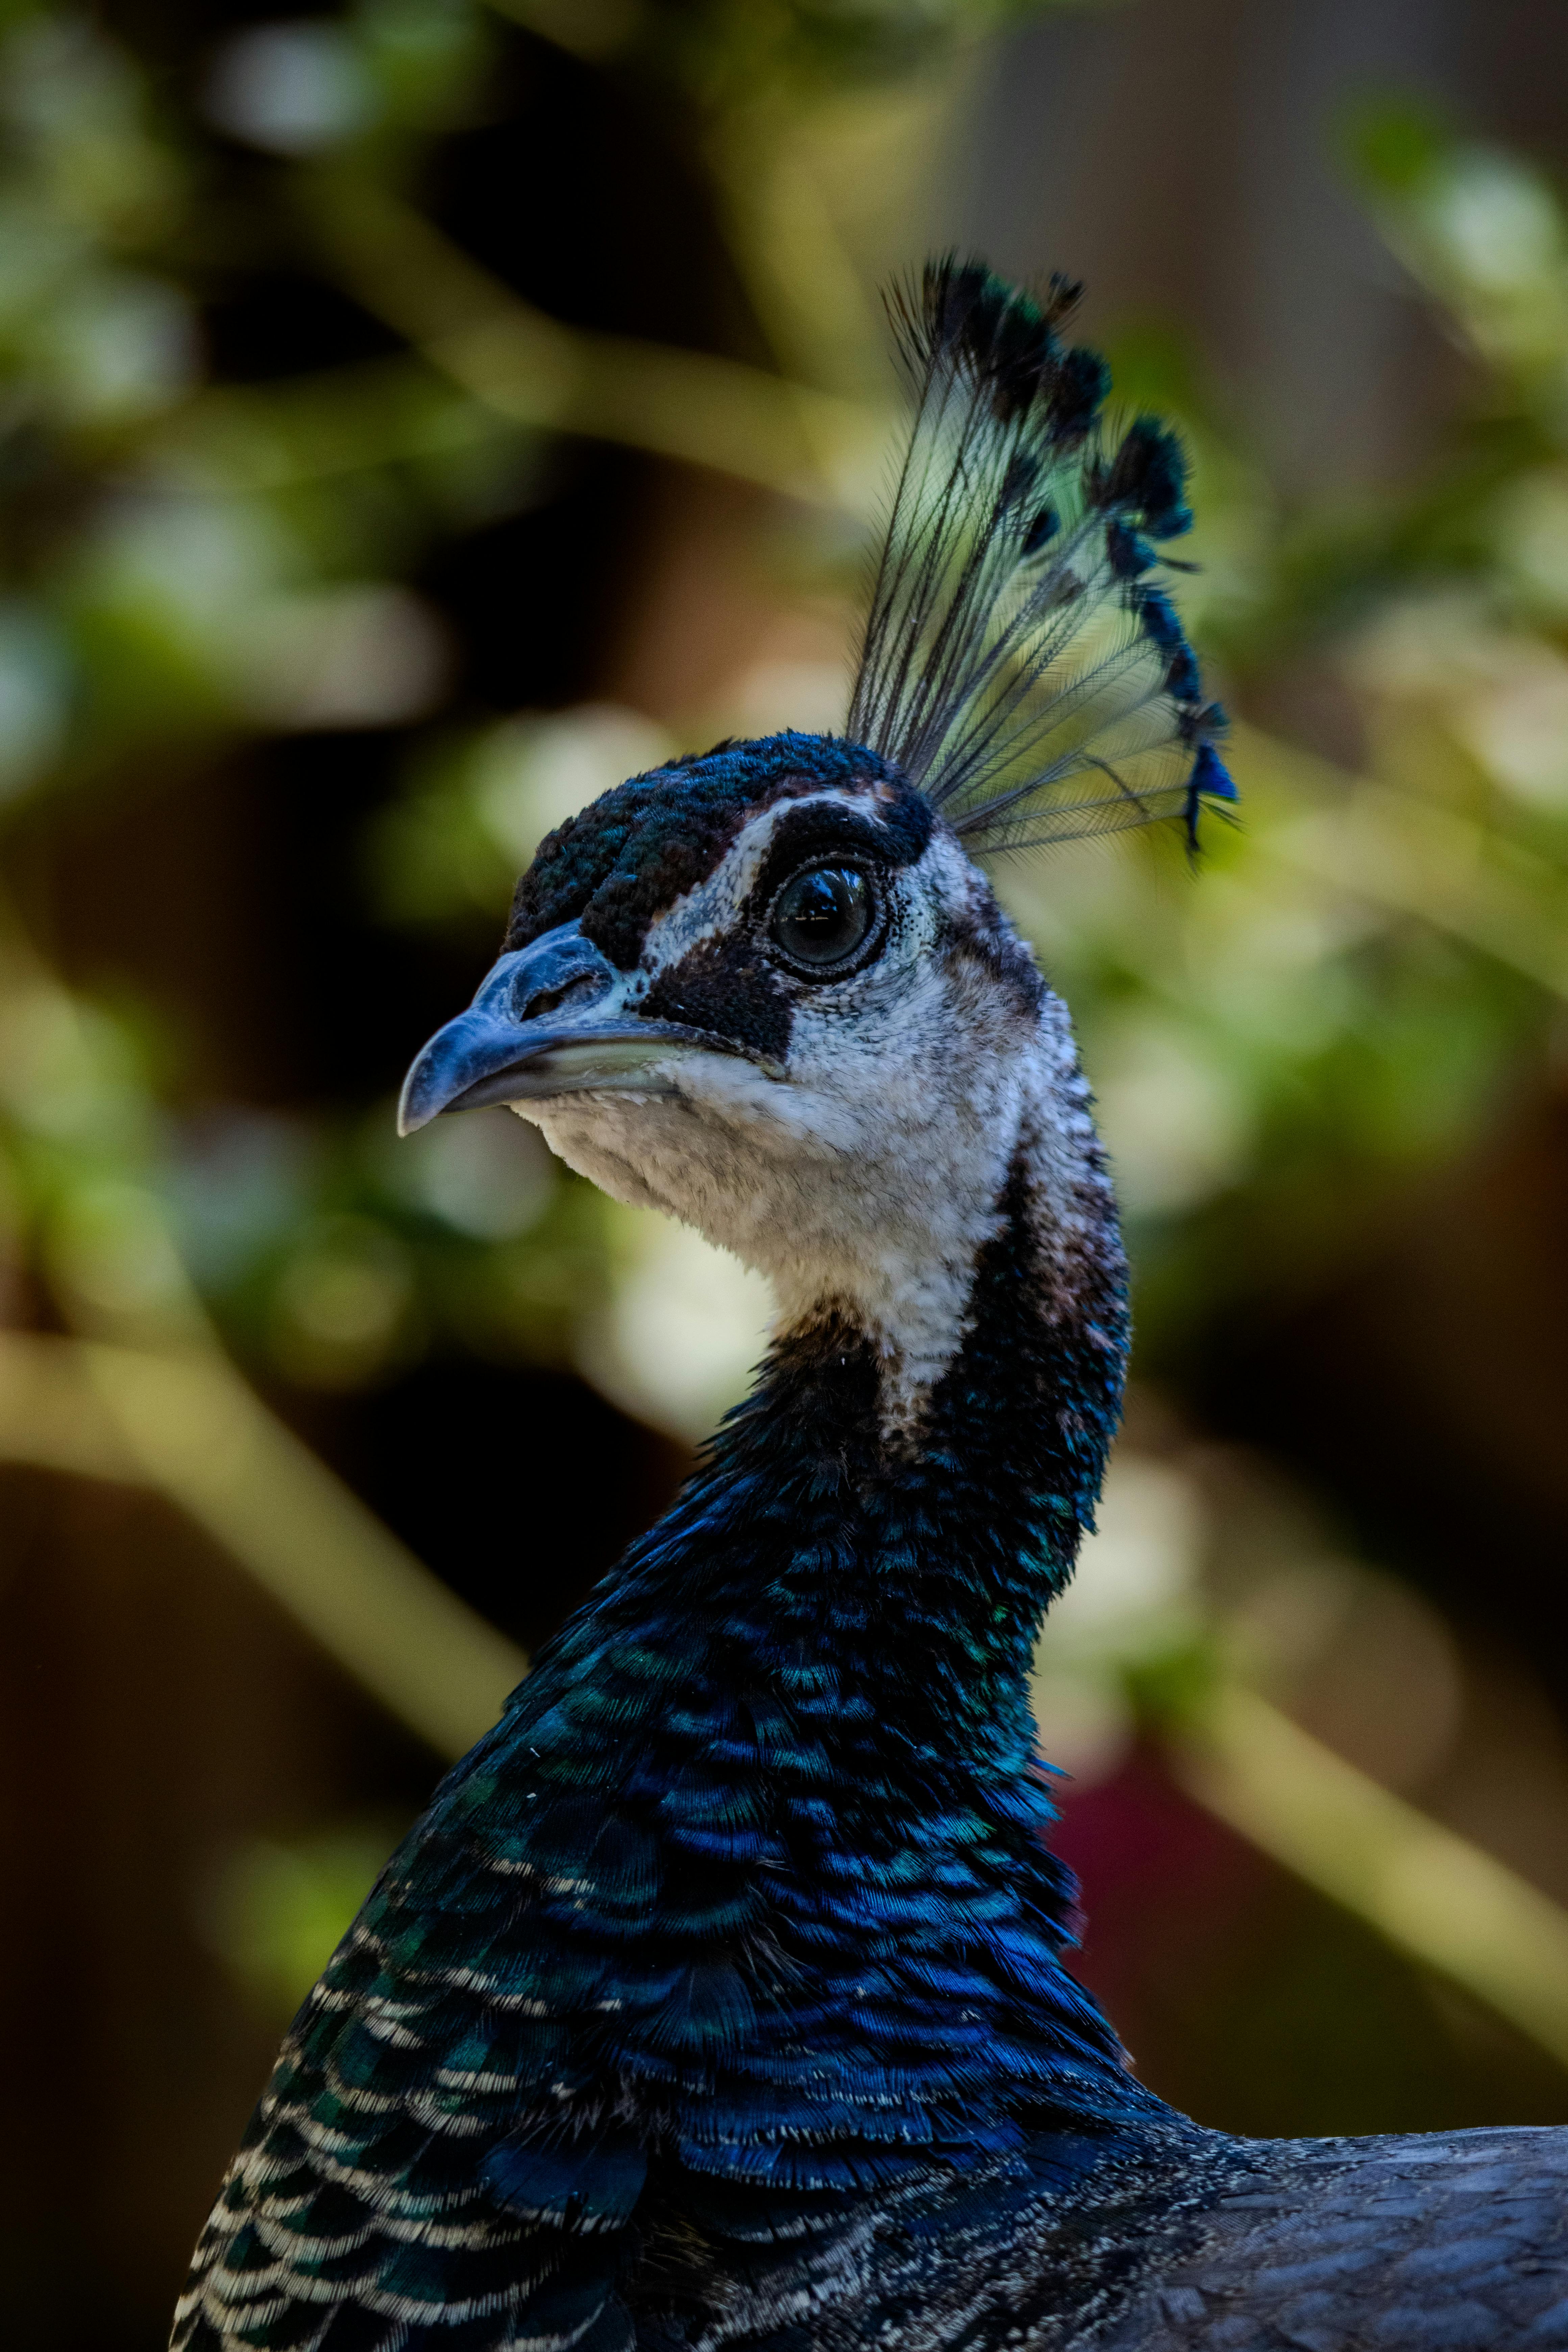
(397, 920), (725, 1135)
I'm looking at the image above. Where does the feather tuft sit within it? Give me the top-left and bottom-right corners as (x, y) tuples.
(848, 254), (1235, 855)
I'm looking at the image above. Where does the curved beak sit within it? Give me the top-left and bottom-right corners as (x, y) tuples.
(397, 920), (725, 1136)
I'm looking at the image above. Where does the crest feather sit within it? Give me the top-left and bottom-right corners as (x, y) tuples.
(847, 256), (1236, 852)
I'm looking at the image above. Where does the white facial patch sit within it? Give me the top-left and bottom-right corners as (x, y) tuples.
(513, 801), (1112, 1434)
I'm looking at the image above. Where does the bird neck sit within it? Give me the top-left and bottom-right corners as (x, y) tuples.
(510, 1135), (1146, 2171)
(539, 1129), (1142, 2130)
(554, 1120), (1129, 1856)
(697, 1127), (1130, 1718)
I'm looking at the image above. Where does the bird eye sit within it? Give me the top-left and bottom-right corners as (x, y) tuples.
(768, 866), (876, 973)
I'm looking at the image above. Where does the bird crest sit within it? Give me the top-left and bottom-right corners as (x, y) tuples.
(848, 256), (1235, 853)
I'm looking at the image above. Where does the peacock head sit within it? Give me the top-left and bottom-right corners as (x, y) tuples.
(398, 733), (1080, 1384)
(398, 260), (1234, 1398)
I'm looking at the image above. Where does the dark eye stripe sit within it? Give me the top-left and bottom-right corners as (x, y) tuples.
(638, 933), (793, 1062)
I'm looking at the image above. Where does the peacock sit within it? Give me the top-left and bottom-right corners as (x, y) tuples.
(173, 260), (1568, 2352)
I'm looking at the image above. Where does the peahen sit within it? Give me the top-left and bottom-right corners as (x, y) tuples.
(174, 261), (1568, 2352)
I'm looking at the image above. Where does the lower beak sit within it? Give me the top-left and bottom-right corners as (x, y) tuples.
(397, 921), (725, 1136)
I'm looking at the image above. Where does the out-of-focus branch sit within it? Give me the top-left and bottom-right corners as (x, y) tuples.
(0, 1331), (525, 1761)
(302, 171), (886, 511)
(0, 905), (523, 1763)
(152, 356), (522, 493)
(1172, 1685), (1568, 2071)
(1242, 721), (1568, 999)
(704, 100), (891, 399)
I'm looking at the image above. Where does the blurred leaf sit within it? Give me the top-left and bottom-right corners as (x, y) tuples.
(197, 1820), (406, 2018)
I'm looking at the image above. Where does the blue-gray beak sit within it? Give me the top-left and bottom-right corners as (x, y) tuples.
(397, 920), (723, 1136)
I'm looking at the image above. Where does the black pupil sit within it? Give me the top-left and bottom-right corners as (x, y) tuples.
(771, 867), (871, 968)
